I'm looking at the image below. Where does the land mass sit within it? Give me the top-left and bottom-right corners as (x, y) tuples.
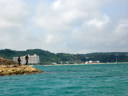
(0, 49), (128, 65)
(0, 57), (43, 76)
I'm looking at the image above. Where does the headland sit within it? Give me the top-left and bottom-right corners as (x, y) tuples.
(0, 57), (43, 76)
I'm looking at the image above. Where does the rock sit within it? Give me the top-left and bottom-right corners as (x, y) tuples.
(0, 57), (17, 65)
(0, 70), (2, 72)
(0, 65), (8, 68)
(0, 65), (43, 76)
(0, 57), (43, 76)
(0, 71), (10, 76)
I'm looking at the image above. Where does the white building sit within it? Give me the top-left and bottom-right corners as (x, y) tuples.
(13, 54), (40, 64)
(85, 60), (100, 64)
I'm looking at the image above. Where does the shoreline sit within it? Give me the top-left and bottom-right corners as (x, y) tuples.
(37, 62), (128, 66)
(0, 57), (43, 76)
(0, 65), (43, 76)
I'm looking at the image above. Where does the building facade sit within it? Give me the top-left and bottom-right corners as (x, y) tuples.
(13, 54), (40, 64)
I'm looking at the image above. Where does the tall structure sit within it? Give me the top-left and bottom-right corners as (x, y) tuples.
(13, 54), (40, 64)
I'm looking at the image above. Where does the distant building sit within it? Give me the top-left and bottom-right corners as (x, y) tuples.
(13, 54), (40, 64)
(85, 60), (100, 64)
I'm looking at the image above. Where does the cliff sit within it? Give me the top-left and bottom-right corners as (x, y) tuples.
(0, 57), (43, 76)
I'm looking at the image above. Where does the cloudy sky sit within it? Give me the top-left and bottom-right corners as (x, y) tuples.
(0, 0), (128, 53)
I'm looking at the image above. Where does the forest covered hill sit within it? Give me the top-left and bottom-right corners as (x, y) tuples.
(0, 49), (128, 65)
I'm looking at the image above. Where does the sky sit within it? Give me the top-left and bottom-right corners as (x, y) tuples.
(0, 0), (128, 54)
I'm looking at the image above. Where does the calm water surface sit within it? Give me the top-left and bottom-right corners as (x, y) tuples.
(0, 63), (128, 96)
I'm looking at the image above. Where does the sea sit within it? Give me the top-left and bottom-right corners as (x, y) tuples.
(0, 63), (128, 96)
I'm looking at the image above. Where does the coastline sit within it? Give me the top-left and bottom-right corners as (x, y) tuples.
(0, 65), (43, 76)
(0, 57), (43, 76)
(40, 62), (128, 66)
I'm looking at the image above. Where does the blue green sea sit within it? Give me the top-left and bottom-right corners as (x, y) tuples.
(1, 63), (128, 96)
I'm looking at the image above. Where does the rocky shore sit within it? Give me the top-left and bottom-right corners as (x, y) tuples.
(0, 57), (43, 76)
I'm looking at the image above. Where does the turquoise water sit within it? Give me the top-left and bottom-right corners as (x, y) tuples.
(1, 64), (128, 96)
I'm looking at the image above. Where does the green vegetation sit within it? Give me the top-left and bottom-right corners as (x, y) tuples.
(0, 49), (128, 65)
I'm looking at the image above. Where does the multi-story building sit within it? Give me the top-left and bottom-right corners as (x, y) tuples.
(13, 54), (40, 64)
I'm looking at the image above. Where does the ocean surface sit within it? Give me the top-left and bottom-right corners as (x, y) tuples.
(0, 63), (128, 96)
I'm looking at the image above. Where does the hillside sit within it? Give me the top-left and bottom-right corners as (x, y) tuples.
(0, 49), (128, 65)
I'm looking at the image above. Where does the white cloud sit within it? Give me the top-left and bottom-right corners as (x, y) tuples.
(113, 20), (128, 45)
(34, 0), (99, 30)
(0, 19), (22, 27)
(32, 0), (111, 53)
(0, 0), (33, 50)
(52, 0), (61, 10)
(87, 15), (109, 29)
(0, 0), (28, 28)
(0, 0), (128, 53)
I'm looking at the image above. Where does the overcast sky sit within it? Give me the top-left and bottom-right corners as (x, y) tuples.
(0, 0), (128, 53)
